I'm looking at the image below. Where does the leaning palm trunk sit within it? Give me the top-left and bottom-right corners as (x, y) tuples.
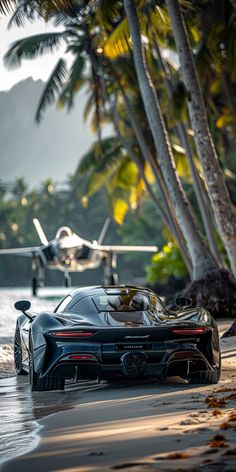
(166, 0), (236, 278)
(153, 38), (221, 264)
(123, 0), (217, 281)
(229, 0), (236, 10)
(115, 80), (192, 272)
(111, 104), (192, 274)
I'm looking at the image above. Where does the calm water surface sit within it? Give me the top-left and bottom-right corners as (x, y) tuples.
(0, 287), (75, 465)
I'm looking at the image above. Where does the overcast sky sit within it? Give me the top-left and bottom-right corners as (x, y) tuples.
(0, 15), (64, 90)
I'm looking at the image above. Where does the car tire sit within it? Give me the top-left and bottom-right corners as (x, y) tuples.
(29, 337), (65, 392)
(189, 352), (221, 385)
(14, 323), (28, 375)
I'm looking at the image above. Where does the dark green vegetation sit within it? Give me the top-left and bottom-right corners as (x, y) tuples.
(1, 0), (236, 318)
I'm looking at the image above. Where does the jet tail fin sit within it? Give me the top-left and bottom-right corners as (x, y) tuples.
(97, 218), (111, 244)
(33, 218), (49, 245)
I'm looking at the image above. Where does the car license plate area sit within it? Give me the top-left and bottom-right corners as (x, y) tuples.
(115, 343), (153, 351)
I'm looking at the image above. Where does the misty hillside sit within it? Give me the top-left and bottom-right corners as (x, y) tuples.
(0, 77), (110, 186)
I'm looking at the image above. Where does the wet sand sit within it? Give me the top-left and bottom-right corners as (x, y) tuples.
(1, 321), (235, 472)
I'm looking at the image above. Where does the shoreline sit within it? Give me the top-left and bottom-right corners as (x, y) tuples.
(1, 325), (235, 472)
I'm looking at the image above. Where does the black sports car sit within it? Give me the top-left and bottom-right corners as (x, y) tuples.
(13, 285), (221, 391)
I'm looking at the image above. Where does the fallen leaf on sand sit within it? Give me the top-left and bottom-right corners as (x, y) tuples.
(225, 394), (236, 402)
(212, 409), (223, 417)
(220, 410), (236, 429)
(220, 422), (232, 430)
(167, 452), (190, 460)
(228, 411), (236, 421)
(205, 396), (226, 408)
(209, 434), (229, 448)
(215, 387), (235, 394)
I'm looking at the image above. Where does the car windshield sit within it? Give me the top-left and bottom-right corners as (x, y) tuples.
(92, 290), (163, 313)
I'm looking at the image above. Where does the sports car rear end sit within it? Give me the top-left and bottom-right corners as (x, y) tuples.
(40, 321), (218, 383)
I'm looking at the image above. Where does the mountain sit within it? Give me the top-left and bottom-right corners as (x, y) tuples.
(0, 77), (111, 186)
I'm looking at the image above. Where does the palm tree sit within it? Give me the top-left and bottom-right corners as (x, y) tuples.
(152, 37), (221, 265)
(0, 0), (16, 15)
(166, 0), (236, 278)
(123, 0), (217, 281)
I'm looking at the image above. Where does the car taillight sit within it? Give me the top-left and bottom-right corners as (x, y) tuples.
(170, 327), (207, 335)
(50, 331), (95, 338)
(68, 354), (96, 360)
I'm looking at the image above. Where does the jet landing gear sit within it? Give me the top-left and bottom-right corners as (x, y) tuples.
(103, 254), (119, 285)
(64, 272), (71, 288)
(32, 257), (45, 296)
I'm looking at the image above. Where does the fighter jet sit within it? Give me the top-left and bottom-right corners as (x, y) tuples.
(0, 218), (157, 295)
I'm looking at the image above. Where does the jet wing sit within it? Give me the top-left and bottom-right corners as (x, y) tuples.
(94, 244), (158, 254)
(0, 246), (41, 256)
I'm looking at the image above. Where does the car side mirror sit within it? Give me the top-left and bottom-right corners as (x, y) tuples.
(15, 300), (31, 312)
(175, 297), (192, 308)
(14, 300), (33, 320)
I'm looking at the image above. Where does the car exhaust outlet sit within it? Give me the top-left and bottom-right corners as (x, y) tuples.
(121, 351), (147, 378)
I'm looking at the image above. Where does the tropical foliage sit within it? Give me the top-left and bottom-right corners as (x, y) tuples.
(1, 0), (236, 293)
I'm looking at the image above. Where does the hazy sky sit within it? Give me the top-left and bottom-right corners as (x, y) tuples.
(0, 15), (64, 90)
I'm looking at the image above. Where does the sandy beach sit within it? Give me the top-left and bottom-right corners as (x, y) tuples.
(1, 319), (235, 472)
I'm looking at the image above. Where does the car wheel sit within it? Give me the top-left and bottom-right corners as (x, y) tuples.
(189, 352), (221, 385)
(14, 323), (27, 375)
(29, 337), (65, 392)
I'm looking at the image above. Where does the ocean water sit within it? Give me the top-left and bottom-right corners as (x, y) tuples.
(0, 287), (69, 378)
(0, 287), (71, 465)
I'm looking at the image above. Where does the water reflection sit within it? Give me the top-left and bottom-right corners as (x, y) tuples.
(0, 375), (78, 465)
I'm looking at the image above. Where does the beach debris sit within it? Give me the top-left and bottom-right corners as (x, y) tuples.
(209, 434), (229, 448)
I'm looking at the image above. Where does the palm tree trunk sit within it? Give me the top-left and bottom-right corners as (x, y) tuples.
(166, 0), (236, 278)
(114, 78), (192, 272)
(229, 0), (236, 10)
(111, 104), (192, 274)
(123, 0), (217, 281)
(153, 38), (221, 264)
(177, 123), (221, 264)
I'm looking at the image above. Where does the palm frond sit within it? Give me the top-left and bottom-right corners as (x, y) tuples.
(85, 151), (127, 199)
(59, 54), (86, 109)
(111, 197), (129, 224)
(103, 17), (130, 59)
(4, 32), (66, 69)
(0, 0), (16, 15)
(32, 0), (79, 21)
(77, 136), (122, 175)
(96, 0), (122, 32)
(103, 6), (171, 59)
(38, 0), (77, 14)
(83, 91), (96, 123)
(8, 1), (40, 28)
(35, 58), (68, 123)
